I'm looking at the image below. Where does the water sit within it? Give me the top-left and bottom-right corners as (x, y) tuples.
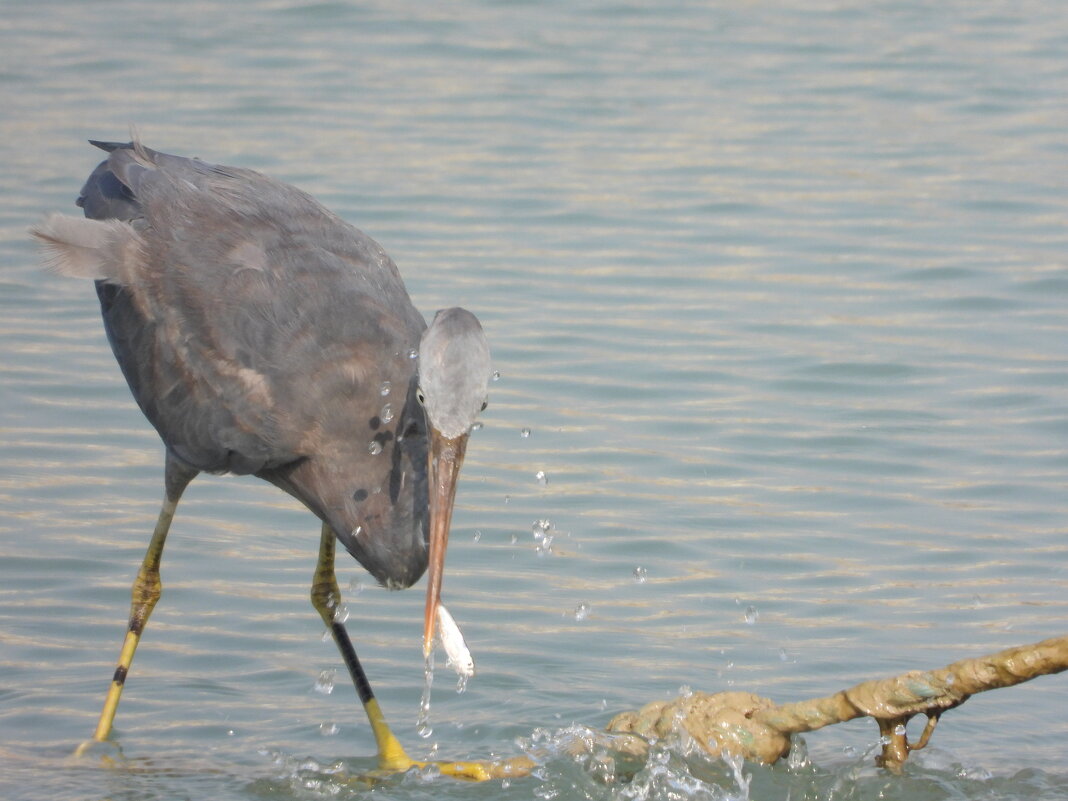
(1, 1), (1066, 799)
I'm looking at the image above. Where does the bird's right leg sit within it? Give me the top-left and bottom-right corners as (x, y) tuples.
(75, 453), (197, 756)
(310, 521), (414, 771)
(310, 523), (501, 781)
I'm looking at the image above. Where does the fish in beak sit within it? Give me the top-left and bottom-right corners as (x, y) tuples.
(423, 428), (468, 656)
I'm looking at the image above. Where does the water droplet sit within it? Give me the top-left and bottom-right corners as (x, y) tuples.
(492, 370), (501, 381)
(333, 603), (350, 624)
(380, 403), (394, 424)
(678, 684), (693, 697)
(418, 763), (441, 780)
(368, 440), (383, 456)
(319, 721), (339, 736)
(945, 674), (955, 686)
(456, 674), (469, 694)
(843, 745), (857, 757)
(321, 629), (331, 643)
(470, 421), (483, 432)
(348, 578), (366, 594)
(744, 605), (759, 625)
(407, 348), (418, 360)
(313, 669), (336, 695)
(535, 470), (548, 486)
(417, 653), (434, 739)
(472, 530), (481, 543)
(532, 519), (552, 539)
(573, 603), (591, 621)
(350, 525), (363, 539)
(633, 566), (648, 583)
(520, 428), (531, 438)
(778, 647), (788, 661)
(972, 594), (983, 608)
(380, 380), (391, 396)
(510, 533), (518, 544)
(894, 723), (906, 736)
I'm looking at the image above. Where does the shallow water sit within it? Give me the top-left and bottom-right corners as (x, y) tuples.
(1, 2), (1067, 799)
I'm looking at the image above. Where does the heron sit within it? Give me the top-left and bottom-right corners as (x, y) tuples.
(32, 140), (493, 778)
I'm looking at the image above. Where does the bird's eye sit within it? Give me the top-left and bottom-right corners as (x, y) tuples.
(480, 400), (488, 412)
(416, 388), (426, 405)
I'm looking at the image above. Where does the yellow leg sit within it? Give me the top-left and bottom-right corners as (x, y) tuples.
(311, 522), (496, 780)
(75, 455), (196, 756)
(311, 523), (414, 770)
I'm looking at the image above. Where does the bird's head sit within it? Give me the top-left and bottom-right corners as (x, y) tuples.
(416, 307), (491, 656)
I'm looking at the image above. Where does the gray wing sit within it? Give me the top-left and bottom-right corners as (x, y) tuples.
(83, 142), (427, 477)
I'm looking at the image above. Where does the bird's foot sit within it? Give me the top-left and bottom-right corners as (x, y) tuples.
(71, 737), (122, 765)
(371, 753), (534, 782)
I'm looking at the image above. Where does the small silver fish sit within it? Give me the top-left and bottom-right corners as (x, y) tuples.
(436, 603), (475, 678)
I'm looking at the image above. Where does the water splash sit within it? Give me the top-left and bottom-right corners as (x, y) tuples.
(521, 427), (532, 438)
(368, 440), (383, 456)
(535, 469), (549, 486)
(533, 519), (555, 555)
(312, 669), (335, 695)
(516, 727), (752, 801)
(573, 603), (591, 621)
(380, 402), (394, 423)
(417, 652), (434, 739)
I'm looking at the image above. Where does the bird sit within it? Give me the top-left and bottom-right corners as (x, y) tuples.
(32, 140), (493, 778)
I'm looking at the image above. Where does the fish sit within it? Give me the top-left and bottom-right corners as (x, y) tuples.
(436, 603), (475, 678)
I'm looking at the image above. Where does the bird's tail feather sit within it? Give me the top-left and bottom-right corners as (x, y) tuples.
(30, 213), (143, 284)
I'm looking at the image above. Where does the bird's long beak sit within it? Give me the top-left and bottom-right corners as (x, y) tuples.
(424, 429), (468, 657)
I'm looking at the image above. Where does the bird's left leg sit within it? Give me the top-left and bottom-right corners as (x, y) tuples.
(75, 453), (198, 756)
(310, 522), (497, 780)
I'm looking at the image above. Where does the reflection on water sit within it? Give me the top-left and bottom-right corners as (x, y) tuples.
(2, 1), (1067, 800)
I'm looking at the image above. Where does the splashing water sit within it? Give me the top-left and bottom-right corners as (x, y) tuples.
(417, 652), (434, 739)
(332, 603), (349, 624)
(312, 669), (335, 695)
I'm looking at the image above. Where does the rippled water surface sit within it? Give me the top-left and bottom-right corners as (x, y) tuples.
(2, 2), (1067, 799)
